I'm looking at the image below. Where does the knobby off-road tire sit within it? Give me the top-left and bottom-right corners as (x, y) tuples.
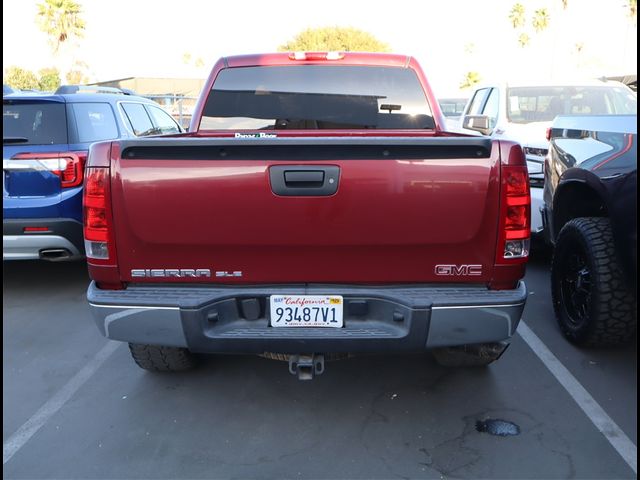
(551, 217), (636, 346)
(128, 343), (198, 372)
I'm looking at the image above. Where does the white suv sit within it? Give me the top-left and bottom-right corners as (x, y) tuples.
(458, 79), (637, 236)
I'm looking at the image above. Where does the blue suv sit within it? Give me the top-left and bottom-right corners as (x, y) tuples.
(3, 85), (182, 261)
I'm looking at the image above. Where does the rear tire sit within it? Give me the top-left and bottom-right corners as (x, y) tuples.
(128, 343), (198, 372)
(551, 217), (636, 346)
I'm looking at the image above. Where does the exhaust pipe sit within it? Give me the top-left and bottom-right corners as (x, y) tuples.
(39, 248), (73, 261)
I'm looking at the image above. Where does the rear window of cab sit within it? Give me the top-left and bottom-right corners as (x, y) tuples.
(200, 65), (435, 130)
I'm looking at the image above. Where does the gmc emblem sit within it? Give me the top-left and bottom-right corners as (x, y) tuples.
(434, 264), (483, 276)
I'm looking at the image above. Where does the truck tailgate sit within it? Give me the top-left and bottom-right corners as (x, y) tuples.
(110, 137), (500, 284)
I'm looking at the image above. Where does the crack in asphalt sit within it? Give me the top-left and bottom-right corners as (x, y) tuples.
(357, 371), (453, 478)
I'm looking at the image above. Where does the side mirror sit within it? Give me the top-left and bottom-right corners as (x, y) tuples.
(462, 115), (492, 136)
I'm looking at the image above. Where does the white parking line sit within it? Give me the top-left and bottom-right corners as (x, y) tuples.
(3, 341), (121, 465)
(518, 321), (637, 474)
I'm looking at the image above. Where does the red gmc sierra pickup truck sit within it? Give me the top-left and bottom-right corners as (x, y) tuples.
(85, 52), (530, 379)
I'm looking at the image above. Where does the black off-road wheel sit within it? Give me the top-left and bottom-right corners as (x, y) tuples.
(128, 344), (198, 372)
(551, 217), (636, 346)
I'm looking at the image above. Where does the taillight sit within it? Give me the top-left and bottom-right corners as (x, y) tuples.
(10, 152), (86, 188)
(83, 167), (111, 259)
(60, 154), (83, 187)
(498, 166), (531, 261)
(83, 141), (122, 288)
(58, 152), (86, 188)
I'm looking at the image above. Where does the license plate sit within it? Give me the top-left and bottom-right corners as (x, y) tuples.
(269, 295), (343, 328)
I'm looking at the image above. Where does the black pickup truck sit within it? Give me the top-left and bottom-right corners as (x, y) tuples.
(542, 114), (637, 346)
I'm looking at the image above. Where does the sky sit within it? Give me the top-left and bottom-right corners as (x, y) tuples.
(2, 0), (637, 97)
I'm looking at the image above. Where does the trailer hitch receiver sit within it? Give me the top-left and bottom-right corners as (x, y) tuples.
(288, 354), (325, 380)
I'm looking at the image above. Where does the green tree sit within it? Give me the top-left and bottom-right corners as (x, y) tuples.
(36, 0), (86, 54)
(65, 69), (89, 85)
(3, 66), (39, 90)
(37, 67), (61, 91)
(278, 26), (390, 52)
(509, 3), (526, 28)
(532, 8), (550, 32)
(460, 71), (481, 90)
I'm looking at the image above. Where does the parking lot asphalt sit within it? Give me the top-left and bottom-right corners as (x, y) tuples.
(3, 253), (637, 479)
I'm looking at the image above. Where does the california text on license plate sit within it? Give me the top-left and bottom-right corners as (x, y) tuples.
(269, 295), (343, 327)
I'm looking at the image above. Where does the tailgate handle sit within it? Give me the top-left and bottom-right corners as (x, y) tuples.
(270, 165), (340, 196)
(284, 170), (324, 186)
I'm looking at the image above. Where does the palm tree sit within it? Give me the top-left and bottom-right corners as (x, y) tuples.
(36, 0), (85, 55)
(509, 3), (526, 29)
(532, 8), (551, 33)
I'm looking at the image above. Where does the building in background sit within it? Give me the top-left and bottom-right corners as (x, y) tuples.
(604, 74), (637, 92)
(91, 77), (205, 128)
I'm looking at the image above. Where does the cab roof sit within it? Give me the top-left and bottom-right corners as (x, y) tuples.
(223, 52), (413, 68)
